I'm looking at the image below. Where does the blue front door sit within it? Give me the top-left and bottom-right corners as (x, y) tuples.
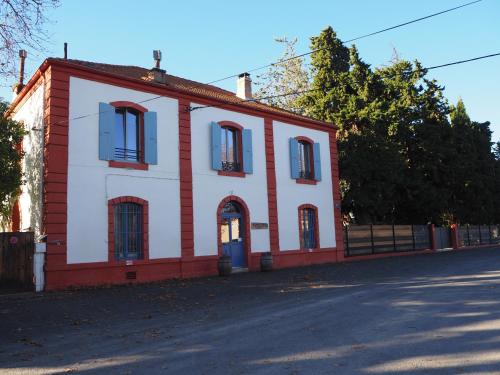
(221, 211), (246, 268)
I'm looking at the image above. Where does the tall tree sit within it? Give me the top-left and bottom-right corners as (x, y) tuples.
(449, 99), (496, 224)
(0, 101), (25, 226)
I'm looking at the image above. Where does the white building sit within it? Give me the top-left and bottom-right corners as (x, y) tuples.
(8, 57), (344, 289)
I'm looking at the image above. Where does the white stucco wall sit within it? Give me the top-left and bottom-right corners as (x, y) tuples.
(273, 121), (336, 251)
(190, 106), (270, 256)
(12, 83), (45, 235)
(67, 78), (181, 263)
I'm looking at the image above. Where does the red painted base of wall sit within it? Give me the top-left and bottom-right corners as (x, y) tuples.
(44, 256), (219, 290)
(44, 249), (344, 290)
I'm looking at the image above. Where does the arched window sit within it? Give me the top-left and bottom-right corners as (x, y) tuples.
(114, 107), (142, 162)
(298, 140), (313, 179)
(298, 204), (319, 249)
(222, 201), (241, 214)
(221, 126), (241, 172)
(289, 136), (321, 183)
(114, 202), (143, 260)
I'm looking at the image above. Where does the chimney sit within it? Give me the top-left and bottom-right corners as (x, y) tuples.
(148, 50), (166, 84)
(12, 50), (27, 96)
(236, 73), (252, 100)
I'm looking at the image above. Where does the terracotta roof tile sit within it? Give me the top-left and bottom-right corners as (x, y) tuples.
(49, 58), (333, 128)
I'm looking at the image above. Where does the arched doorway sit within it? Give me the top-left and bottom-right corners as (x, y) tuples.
(220, 201), (246, 268)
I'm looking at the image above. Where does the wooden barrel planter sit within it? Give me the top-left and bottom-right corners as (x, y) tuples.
(218, 255), (232, 276)
(260, 252), (273, 272)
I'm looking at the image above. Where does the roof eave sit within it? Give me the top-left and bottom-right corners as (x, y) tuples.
(11, 58), (337, 130)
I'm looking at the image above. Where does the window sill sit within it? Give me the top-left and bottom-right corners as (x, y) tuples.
(109, 160), (149, 170)
(296, 178), (317, 185)
(218, 170), (245, 178)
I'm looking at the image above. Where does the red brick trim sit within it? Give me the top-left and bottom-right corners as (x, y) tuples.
(329, 130), (344, 261)
(298, 204), (320, 250)
(264, 118), (280, 255)
(110, 101), (148, 113)
(43, 65), (69, 270)
(296, 178), (317, 185)
(218, 120), (243, 131)
(109, 160), (149, 170)
(216, 195), (252, 267)
(295, 135), (314, 144)
(179, 99), (194, 265)
(217, 171), (245, 178)
(107, 196), (149, 264)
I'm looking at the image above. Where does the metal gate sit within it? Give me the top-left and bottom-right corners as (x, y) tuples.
(0, 232), (35, 290)
(435, 227), (451, 249)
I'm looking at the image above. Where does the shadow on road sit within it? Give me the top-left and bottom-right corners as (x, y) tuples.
(1, 247), (500, 374)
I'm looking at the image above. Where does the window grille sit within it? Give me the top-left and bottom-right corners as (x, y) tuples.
(114, 203), (143, 260)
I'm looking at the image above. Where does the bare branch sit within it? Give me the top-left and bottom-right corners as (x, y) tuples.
(0, 0), (59, 81)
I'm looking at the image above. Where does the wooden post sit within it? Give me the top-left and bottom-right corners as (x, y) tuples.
(370, 224), (375, 254)
(450, 224), (459, 249)
(392, 224), (397, 252)
(429, 224), (436, 251)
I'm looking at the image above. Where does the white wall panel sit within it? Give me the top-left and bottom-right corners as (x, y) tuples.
(273, 121), (336, 251)
(67, 78), (180, 263)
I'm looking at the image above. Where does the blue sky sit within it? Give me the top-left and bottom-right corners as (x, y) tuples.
(3, 0), (499, 139)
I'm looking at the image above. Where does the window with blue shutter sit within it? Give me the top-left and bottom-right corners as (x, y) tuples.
(290, 137), (322, 182)
(211, 122), (222, 170)
(210, 122), (253, 175)
(289, 138), (300, 179)
(144, 111), (158, 165)
(99, 102), (115, 160)
(242, 129), (253, 174)
(99, 102), (157, 166)
(313, 142), (321, 181)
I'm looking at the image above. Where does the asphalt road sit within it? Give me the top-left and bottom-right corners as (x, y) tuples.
(1, 248), (500, 374)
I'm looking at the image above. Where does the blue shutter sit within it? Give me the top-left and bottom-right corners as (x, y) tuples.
(144, 111), (158, 165)
(98, 102), (115, 160)
(242, 129), (253, 174)
(313, 142), (321, 181)
(211, 122), (222, 170)
(289, 138), (300, 179)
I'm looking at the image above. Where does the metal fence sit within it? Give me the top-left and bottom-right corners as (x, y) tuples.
(458, 224), (500, 247)
(344, 224), (431, 257)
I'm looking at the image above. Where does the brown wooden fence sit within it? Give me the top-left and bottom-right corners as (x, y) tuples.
(344, 225), (431, 257)
(0, 232), (34, 288)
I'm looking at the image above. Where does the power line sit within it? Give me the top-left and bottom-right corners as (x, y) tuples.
(205, 0), (482, 85)
(189, 51), (500, 112)
(43, 50), (500, 126)
(16, 1), (483, 126)
(426, 52), (500, 70)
